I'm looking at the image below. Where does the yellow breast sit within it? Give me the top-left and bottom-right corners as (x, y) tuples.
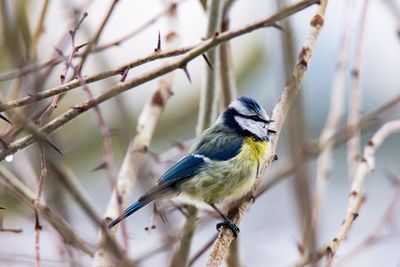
(244, 137), (269, 164)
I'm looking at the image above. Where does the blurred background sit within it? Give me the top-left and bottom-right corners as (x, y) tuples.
(0, 0), (400, 266)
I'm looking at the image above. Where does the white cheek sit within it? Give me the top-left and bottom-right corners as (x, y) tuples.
(234, 116), (268, 139)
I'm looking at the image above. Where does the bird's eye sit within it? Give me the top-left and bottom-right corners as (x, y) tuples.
(250, 115), (259, 121)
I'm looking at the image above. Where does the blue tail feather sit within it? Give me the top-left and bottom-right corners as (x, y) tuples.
(107, 199), (149, 229)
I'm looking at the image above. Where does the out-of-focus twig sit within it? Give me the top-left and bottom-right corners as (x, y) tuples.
(93, 1), (180, 265)
(197, 0), (224, 135)
(93, 0), (186, 53)
(30, 0), (51, 60)
(313, 0), (355, 232)
(206, 1), (328, 265)
(77, 0), (120, 73)
(326, 120), (400, 266)
(34, 147), (47, 267)
(0, 207), (23, 233)
(0, 166), (93, 256)
(289, 120), (400, 267)
(276, 0), (315, 258)
(48, 161), (122, 260)
(171, 1), (224, 266)
(347, 0), (370, 179)
(337, 175), (400, 266)
(219, 0), (238, 109)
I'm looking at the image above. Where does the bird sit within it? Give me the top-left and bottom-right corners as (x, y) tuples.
(107, 96), (274, 237)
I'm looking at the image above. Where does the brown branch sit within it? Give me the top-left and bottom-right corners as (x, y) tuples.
(206, 0), (328, 265)
(196, 0), (224, 134)
(346, 0), (370, 178)
(219, 0), (238, 109)
(92, 0), (187, 53)
(0, 0), (320, 169)
(0, 166), (93, 256)
(34, 146), (47, 267)
(77, 0), (120, 73)
(289, 120), (400, 267)
(313, 0), (355, 234)
(337, 175), (400, 266)
(30, 0), (51, 60)
(93, 1), (180, 265)
(0, 207), (23, 233)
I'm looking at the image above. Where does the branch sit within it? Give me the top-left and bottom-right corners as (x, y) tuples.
(289, 120), (400, 267)
(93, 1), (180, 265)
(206, 0), (328, 265)
(0, 0), (320, 160)
(326, 120), (400, 265)
(0, 166), (93, 256)
(196, 0), (224, 134)
(346, 0), (370, 178)
(313, 0), (355, 232)
(219, 0), (238, 109)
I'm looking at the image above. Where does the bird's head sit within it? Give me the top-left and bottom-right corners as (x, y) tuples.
(219, 96), (274, 141)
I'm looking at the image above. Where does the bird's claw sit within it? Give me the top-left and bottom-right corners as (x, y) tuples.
(216, 219), (240, 239)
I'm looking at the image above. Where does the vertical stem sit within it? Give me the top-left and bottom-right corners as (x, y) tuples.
(197, 0), (224, 135)
(347, 0), (369, 179)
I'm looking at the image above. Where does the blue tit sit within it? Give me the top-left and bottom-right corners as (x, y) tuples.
(108, 96), (274, 237)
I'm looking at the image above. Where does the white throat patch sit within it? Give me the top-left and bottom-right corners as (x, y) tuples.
(234, 115), (268, 140)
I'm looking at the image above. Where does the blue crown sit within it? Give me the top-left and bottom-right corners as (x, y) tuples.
(237, 96), (263, 114)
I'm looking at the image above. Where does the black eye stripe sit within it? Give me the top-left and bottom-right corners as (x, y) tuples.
(237, 114), (268, 123)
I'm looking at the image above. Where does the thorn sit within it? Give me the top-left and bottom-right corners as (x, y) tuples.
(202, 54), (213, 71)
(271, 23), (285, 31)
(60, 74), (65, 84)
(155, 31), (161, 52)
(90, 160), (107, 172)
(45, 139), (63, 155)
(75, 41), (91, 51)
(120, 68), (130, 82)
(180, 65), (191, 83)
(0, 114), (12, 125)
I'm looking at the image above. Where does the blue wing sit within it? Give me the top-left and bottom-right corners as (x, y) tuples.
(156, 154), (205, 186)
(193, 128), (243, 161)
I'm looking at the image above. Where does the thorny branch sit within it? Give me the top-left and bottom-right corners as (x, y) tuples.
(206, 0), (328, 265)
(0, 166), (93, 255)
(289, 120), (400, 267)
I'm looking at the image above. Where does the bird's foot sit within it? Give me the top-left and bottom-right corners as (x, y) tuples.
(216, 219), (240, 239)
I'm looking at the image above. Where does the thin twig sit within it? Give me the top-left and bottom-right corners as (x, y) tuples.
(34, 146), (47, 267)
(219, 0), (238, 109)
(206, 1), (328, 265)
(337, 175), (400, 266)
(289, 120), (400, 267)
(77, 0), (120, 73)
(313, 0), (355, 234)
(30, 0), (51, 60)
(196, 0), (224, 135)
(93, 1), (180, 265)
(0, 166), (93, 256)
(346, 0), (370, 179)
(276, 0), (315, 258)
(93, 0), (186, 53)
